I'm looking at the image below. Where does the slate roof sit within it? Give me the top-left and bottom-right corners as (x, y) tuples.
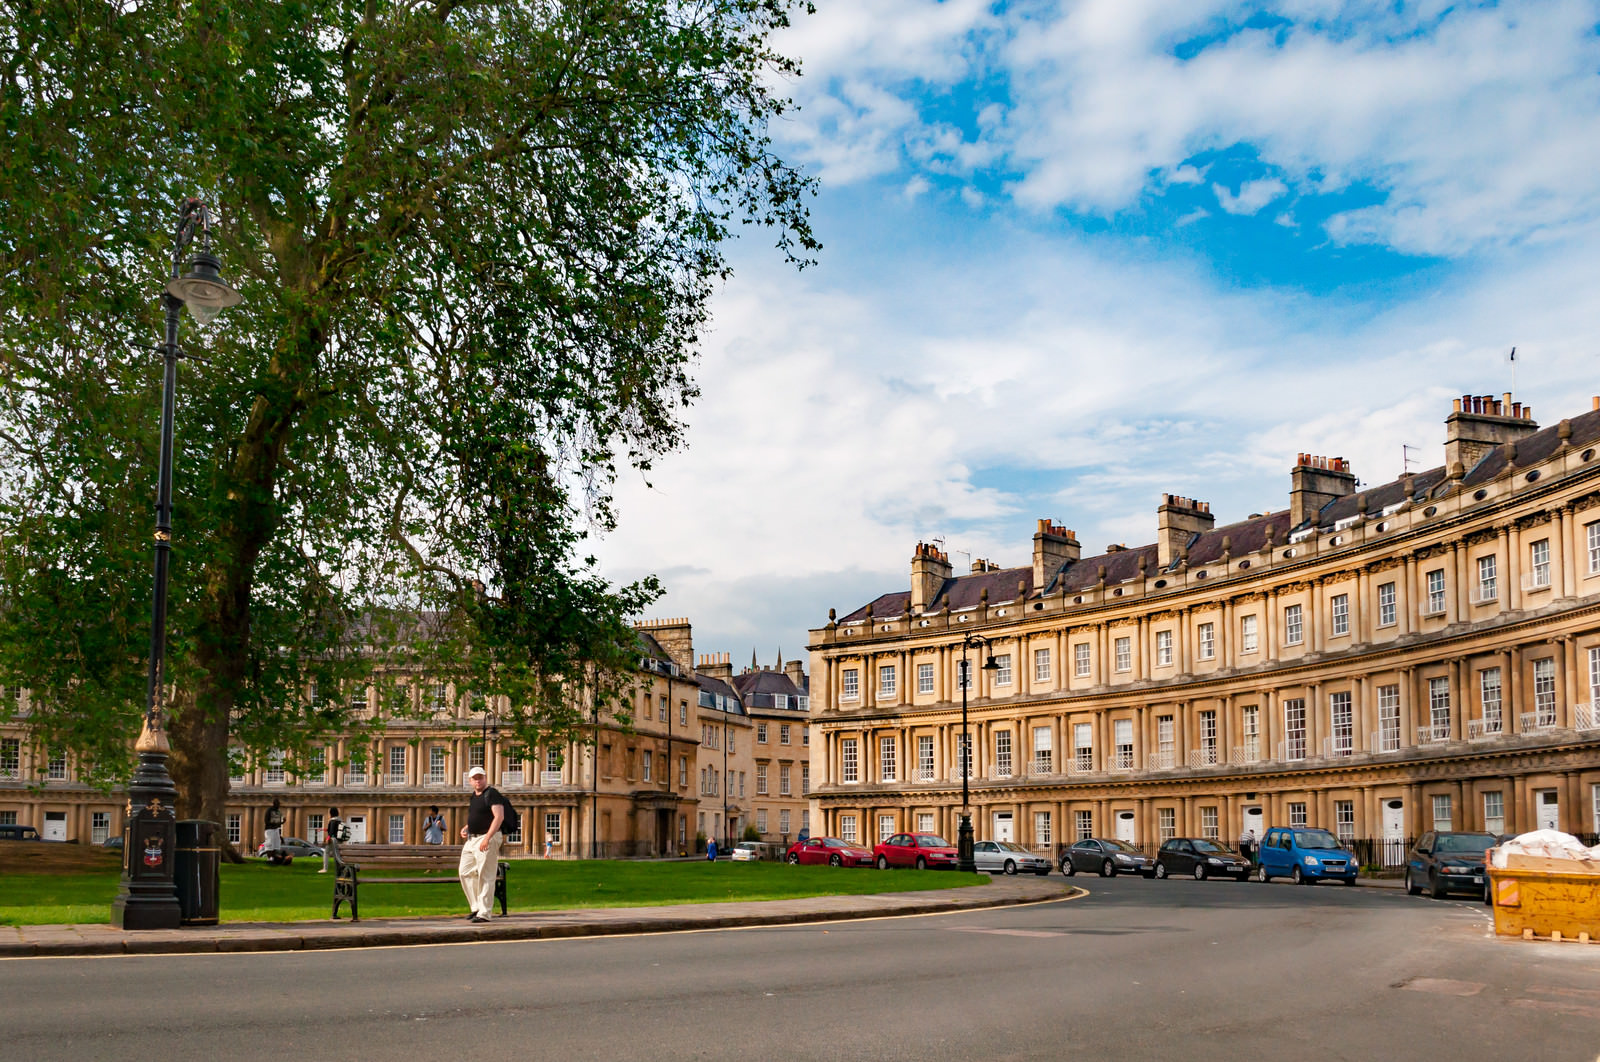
(835, 405), (1600, 623)
(730, 668), (808, 703)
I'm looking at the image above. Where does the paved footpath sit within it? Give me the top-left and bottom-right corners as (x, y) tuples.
(0, 874), (1080, 958)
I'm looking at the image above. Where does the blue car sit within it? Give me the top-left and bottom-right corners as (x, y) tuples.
(1255, 826), (1358, 885)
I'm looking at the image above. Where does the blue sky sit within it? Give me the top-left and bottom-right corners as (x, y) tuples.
(594, 0), (1600, 671)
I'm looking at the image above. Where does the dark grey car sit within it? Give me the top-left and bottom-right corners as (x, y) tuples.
(1059, 838), (1155, 877)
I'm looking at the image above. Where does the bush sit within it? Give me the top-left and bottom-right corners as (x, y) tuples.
(742, 824), (761, 841)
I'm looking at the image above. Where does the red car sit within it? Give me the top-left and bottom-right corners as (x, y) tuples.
(873, 832), (959, 870)
(786, 836), (875, 867)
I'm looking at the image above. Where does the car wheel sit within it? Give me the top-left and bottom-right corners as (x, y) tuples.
(829, 854), (842, 867)
(1426, 871), (1441, 899)
(1292, 866), (1308, 885)
(1256, 864), (1270, 883)
(787, 853), (799, 865)
(876, 855), (889, 870)
(1193, 864), (1207, 881)
(1060, 859), (1076, 877)
(916, 857), (927, 870)
(1003, 860), (1017, 876)
(1154, 862), (1168, 879)
(1100, 859), (1115, 878)
(1406, 870), (1421, 895)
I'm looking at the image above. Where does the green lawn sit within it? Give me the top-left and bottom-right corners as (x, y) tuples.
(0, 858), (986, 925)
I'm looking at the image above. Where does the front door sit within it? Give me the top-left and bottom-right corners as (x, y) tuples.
(1382, 799), (1406, 866)
(347, 814), (367, 843)
(656, 809), (672, 856)
(1535, 789), (1560, 832)
(993, 811), (1014, 842)
(1115, 810), (1137, 845)
(42, 811), (66, 841)
(1242, 806), (1264, 848)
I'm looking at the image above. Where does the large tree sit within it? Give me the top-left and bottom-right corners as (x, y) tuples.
(0, 0), (815, 827)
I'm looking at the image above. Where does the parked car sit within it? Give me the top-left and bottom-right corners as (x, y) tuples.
(1405, 831), (1496, 899)
(1058, 838), (1155, 877)
(731, 841), (784, 862)
(1154, 838), (1252, 881)
(972, 840), (1052, 876)
(0, 824), (41, 841)
(1255, 827), (1358, 885)
(873, 833), (959, 870)
(785, 836), (875, 867)
(99, 835), (124, 850)
(256, 836), (324, 864)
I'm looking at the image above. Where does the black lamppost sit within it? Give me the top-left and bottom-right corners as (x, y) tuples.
(112, 198), (242, 930)
(956, 633), (1000, 874)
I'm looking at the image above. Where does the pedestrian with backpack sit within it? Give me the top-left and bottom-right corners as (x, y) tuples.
(320, 807), (344, 874)
(460, 767), (512, 922)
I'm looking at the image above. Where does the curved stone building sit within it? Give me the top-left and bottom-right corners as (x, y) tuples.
(807, 394), (1600, 859)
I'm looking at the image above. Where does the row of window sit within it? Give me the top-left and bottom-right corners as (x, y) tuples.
(754, 808), (804, 835)
(832, 648), (1600, 781)
(840, 527), (1600, 702)
(754, 721), (807, 746)
(754, 762), (810, 796)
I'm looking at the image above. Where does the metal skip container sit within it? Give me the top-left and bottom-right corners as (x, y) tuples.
(1488, 854), (1600, 943)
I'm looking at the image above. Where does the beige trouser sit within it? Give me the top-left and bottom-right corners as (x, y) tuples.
(459, 833), (503, 918)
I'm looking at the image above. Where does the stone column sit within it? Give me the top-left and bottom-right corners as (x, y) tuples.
(1506, 525), (1523, 611)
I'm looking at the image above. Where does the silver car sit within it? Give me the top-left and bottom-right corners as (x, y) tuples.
(972, 840), (1052, 876)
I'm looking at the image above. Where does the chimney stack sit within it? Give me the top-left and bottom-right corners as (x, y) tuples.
(1289, 455), (1357, 527)
(635, 617), (694, 674)
(1445, 393), (1539, 473)
(909, 542), (952, 613)
(1032, 519), (1081, 591)
(783, 659), (808, 694)
(1156, 495), (1215, 568)
(697, 651), (733, 681)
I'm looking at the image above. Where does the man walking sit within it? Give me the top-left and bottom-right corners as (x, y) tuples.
(459, 767), (504, 923)
(423, 805), (446, 845)
(263, 798), (285, 855)
(320, 807), (343, 874)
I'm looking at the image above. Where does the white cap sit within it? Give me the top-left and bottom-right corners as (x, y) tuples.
(467, 766), (486, 778)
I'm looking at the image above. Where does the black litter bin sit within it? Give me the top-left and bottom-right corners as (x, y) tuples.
(174, 819), (221, 926)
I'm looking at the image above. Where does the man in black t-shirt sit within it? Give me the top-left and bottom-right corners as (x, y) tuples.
(320, 807), (343, 873)
(459, 767), (504, 922)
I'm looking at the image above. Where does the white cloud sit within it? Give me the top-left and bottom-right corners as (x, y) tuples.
(1214, 177), (1287, 215)
(775, 1), (1600, 257)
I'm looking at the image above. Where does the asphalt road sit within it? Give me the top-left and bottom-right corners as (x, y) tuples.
(4, 875), (1597, 1062)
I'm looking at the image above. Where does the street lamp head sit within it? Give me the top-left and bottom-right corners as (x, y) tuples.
(166, 248), (241, 326)
(982, 654), (1000, 672)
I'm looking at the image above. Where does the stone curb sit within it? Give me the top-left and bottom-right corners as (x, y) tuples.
(0, 878), (1081, 959)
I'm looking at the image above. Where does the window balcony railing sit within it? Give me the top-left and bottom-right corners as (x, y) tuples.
(1521, 570), (1552, 592)
(540, 770), (564, 787)
(988, 765), (1014, 781)
(1276, 740), (1307, 763)
(1066, 755), (1095, 776)
(1230, 744), (1262, 766)
(1147, 750), (1176, 771)
(1028, 756), (1054, 777)
(1108, 749), (1135, 773)
(1322, 735), (1355, 759)
(1466, 718), (1503, 741)
(1370, 728), (1402, 754)
(1416, 724), (1451, 745)
(1574, 702), (1598, 732)
(501, 769), (524, 788)
(1520, 710), (1558, 735)
(1469, 585), (1498, 606)
(263, 775), (286, 788)
(948, 767), (974, 783)
(1188, 747), (1222, 768)
(913, 766), (937, 783)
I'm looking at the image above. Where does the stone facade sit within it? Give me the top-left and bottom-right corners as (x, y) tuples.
(808, 394), (1600, 857)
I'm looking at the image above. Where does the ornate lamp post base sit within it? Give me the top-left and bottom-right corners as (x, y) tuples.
(957, 811), (977, 873)
(111, 721), (181, 930)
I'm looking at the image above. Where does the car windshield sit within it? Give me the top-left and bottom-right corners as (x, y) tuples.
(1294, 830), (1341, 850)
(916, 835), (949, 847)
(824, 839), (850, 848)
(999, 842), (1029, 852)
(1191, 840), (1232, 855)
(1435, 834), (1496, 854)
(1103, 840), (1140, 853)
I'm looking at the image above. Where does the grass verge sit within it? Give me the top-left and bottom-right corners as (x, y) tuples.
(0, 857), (987, 925)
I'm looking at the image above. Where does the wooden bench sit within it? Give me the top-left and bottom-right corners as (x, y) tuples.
(331, 843), (508, 922)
